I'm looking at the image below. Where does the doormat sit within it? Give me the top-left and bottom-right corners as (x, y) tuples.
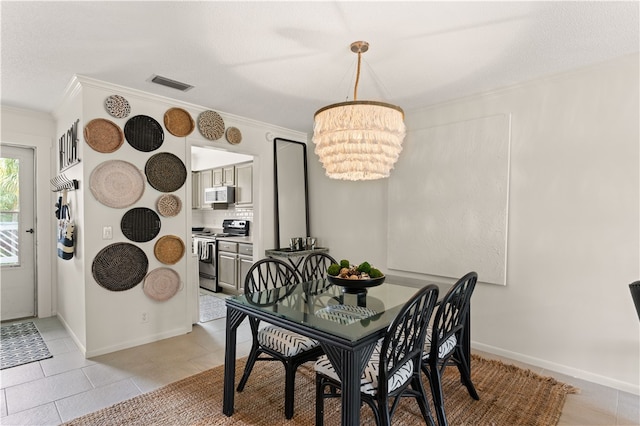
(1, 321), (52, 370)
(199, 294), (227, 323)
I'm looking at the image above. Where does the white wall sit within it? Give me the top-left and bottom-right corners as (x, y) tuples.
(51, 76), (307, 357)
(1, 106), (56, 319)
(308, 54), (640, 393)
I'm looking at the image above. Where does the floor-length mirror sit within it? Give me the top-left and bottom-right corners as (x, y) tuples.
(274, 138), (309, 249)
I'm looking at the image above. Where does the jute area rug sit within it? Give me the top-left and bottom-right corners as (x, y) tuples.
(64, 354), (578, 425)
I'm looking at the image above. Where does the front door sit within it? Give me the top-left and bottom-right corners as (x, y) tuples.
(0, 145), (36, 320)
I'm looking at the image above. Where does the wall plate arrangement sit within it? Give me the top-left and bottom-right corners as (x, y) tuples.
(84, 118), (124, 153)
(225, 126), (242, 145)
(124, 115), (164, 152)
(164, 107), (195, 137)
(197, 110), (225, 141)
(89, 160), (145, 208)
(104, 95), (131, 119)
(143, 267), (181, 301)
(120, 207), (161, 243)
(145, 152), (187, 192)
(92, 243), (148, 291)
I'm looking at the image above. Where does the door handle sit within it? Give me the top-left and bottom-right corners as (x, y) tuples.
(25, 228), (34, 233)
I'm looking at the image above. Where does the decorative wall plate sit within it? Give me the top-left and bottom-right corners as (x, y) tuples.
(120, 207), (161, 242)
(154, 235), (185, 265)
(145, 152), (187, 192)
(197, 110), (225, 140)
(225, 127), (242, 145)
(92, 243), (148, 291)
(143, 267), (180, 301)
(104, 95), (131, 119)
(84, 118), (124, 153)
(164, 107), (195, 137)
(156, 194), (182, 217)
(89, 160), (145, 208)
(124, 115), (164, 152)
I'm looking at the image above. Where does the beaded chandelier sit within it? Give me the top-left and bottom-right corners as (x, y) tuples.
(313, 41), (406, 181)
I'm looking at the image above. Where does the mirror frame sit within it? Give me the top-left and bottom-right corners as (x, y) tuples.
(273, 138), (310, 249)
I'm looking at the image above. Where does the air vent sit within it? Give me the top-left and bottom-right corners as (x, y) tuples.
(149, 75), (194, 92)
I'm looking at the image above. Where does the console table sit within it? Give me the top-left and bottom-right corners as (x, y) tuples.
(264, 247), (330, 278)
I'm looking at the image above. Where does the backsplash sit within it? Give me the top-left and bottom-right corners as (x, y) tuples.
(193, 207), (253, 231)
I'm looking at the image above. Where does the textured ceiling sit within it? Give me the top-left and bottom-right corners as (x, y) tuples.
(1, 1), (638, 133)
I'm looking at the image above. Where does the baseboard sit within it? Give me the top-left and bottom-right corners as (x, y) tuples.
(56, 313), (87, 356)
(84, 325), (193, 358)
(472, 341), (640, 395)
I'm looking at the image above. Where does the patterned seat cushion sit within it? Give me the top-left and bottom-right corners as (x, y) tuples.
(315, 341), (413, 396)
(423, 329), (457, 360)
(257, 325), (320, 357)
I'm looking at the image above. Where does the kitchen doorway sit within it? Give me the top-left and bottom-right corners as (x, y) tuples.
(1, 145), (37, 321)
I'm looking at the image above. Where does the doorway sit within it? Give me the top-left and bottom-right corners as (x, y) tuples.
(1, 145), (37, 321)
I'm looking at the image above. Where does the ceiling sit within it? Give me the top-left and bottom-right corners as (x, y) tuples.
(1, 1), (638, 134)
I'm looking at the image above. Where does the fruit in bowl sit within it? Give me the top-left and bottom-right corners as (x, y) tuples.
(326, 260), (385, 290)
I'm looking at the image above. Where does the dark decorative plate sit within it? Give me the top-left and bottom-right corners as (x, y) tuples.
(120, 207), (161, 242)
(145, 152), (187, 192)
(124, 115), (164, 152)
(92, 243), (148, 291)
(327, 274), (386, 291)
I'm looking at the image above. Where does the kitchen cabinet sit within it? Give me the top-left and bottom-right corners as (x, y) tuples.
(212, 168), (223, 187)
(191, 171), (201, 209)
(222, 166), (235, 186)
(217, 240), (253, 294)
(234, 163), (253, 207)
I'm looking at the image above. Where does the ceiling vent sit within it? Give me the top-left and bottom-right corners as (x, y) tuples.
(149, 75), (194, 92)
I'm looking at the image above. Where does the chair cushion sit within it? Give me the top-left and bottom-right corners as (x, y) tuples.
(423, 329), (457, 359)
(258, 325), (320, 357)
(315, 342), (413, 396)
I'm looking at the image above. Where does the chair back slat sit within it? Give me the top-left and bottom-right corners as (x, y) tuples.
(301, 252), (338, 281)
(378, 284), (439, 394)
(430, 272), (477, 360)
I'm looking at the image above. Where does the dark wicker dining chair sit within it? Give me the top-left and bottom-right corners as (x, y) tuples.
(630, 281), (640, 321)
(236, 258), (324, 419)
(300, 252), (338, 281)
(422, 271), (479, 426)
(315, 284), (440, 426)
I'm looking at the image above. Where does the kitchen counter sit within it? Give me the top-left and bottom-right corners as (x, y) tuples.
(216, 236), (252, 244)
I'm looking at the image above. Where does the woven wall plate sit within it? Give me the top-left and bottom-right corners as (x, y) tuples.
(198, 110), (225, 140)
(145, 152), (187, 192)
(104, 95), (131, 119)
(92, 243), (148, 291)
(143, 267), (180, 301)
(164, 108), (195, 137)
(84, 118), (124, 153)
(154, 235), (185, 265)
(90, 160), (145, 208)
(124, 115), (164, 152)
(225, 127), (242, 145)
(121, 207), (161, 243)
(156, 194), (182, 217)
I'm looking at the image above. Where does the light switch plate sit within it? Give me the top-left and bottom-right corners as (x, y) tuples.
(103, 226), (112, 240)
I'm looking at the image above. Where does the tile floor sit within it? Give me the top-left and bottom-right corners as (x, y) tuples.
(1, 294), (638, 425)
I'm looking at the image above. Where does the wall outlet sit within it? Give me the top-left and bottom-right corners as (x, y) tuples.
(141, 312), (148, 323)
(102, 226), (113, 240)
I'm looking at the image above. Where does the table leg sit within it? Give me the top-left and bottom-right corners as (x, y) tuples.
(223, 307), (247, 416)
(321, 342), (377, 426)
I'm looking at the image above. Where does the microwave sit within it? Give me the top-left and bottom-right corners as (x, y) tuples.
(204, 186), (235, 204)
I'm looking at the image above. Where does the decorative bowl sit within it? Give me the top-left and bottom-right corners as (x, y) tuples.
(327, 274), (385, 290)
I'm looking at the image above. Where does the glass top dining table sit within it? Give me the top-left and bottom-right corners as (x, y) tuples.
(222, 278), (463, 425)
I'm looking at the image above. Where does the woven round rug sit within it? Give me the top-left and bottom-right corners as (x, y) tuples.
(143, 267), (181, 301)
(89, 160), (145, 208)
(156, 194), (182, 217)
(197, 110), (225, 140)
(154, 235), (185, 265)
(120, 207), (161, 243)
(225, 126), (242, 145)
(145, 152), (187, 192)
(104, 95), (131, 119)
(83, 118), (124, 153)
(164, 108), (195, 137)
(124, 115), (164, 152)
(92, 243), (148, 291)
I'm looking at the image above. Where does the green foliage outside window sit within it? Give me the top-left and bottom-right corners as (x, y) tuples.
(0, 158), (19, 221)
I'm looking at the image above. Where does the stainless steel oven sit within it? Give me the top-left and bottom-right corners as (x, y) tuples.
(195, 236), (218, 292)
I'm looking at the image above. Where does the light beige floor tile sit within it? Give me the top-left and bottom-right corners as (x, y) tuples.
(81, 363), (135, 388)
(0, 402), (61, 426)
(1, 388), (7, 417)
(43, 337), (76, 356)
(4, 369), (93, 414)
(40, 350), (96, 377)
(0, 361), (45, 389)
(56, 378), (141, 423)
(130, 359), (206, 393)
(559, 395), (618, 425)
